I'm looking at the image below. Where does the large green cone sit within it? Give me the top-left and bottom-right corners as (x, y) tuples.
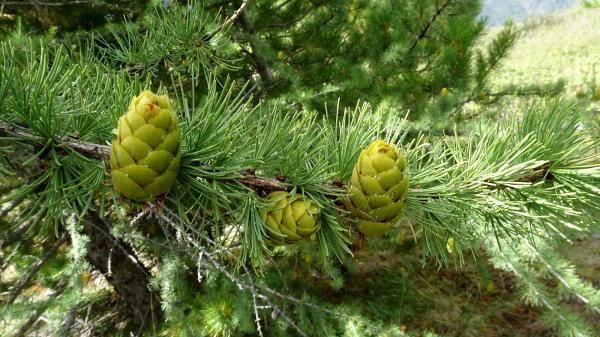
(110, 90), (181, 201)
(259, 191), (321, 244)
(347, 140), (409, 237)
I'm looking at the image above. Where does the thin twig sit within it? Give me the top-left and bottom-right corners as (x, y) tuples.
(60, 303), (84, 337)
(524, 242), (600, 314)
(0, 122), (110, 159)
(407, 0), (452, 54)
(238, 171), (290, 191)
(0, 196), (25, 218)
(485, 162), (551, 190)
(3, 233), (68, 307)
(204, 0), (249, 40)
(0, 217), (39, 250)
(155, 207), (309, 337)
(222, 0), (249, 29)
(0, 122), (555, 196)
(123, 207), (391, 337)
(13, 281), (68, 337)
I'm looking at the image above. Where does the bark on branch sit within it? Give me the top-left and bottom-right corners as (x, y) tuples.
(13, 281), (68, 337)
(0, 122), (110, 159)
(222, 0), (249, 29)
(0, 121), (291, 192)
(0, 217), (39, 250)
(205, 0), (249, 40)
(4, 233), (68, 306)
(236, 4), (274, 86)
(1, 121), (556, 195)
(407, 0), (452, 54)
(82, 210), (162, 334)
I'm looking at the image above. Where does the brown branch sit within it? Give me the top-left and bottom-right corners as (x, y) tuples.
(0, 122), (110, 159)
(407, 0), (452, 54)
(12, 281), (68, 337)
(4, 233), (68, 306)
(239, 170), (290, 192)
(0, 122), (550, 197)
(0, 196), (25, 218)
(0, 122), (556, 196)
(222, 0), (249, 28)
(0, 217), (39, 250)
(516, 162), (552, 183)
(82, 210), (162, 334)
(237, 4), (274, 87)
(205, 0), (249, 40)
(0, 121), (290, 192)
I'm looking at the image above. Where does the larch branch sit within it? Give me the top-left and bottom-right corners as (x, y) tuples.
(0, 122), (555, 195)
(4, 233), (68, 306)
(407, 0), (452, 54)
(13, 281), (68, 337)
(0, 122), (110, 159)
(222, 0), (249, 28)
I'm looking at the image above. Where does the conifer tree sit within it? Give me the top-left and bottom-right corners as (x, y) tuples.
(213, 0), (488, 116)
(0, 1), (599, 337)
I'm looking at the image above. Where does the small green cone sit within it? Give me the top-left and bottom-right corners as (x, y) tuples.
(347, 140), (409, 237)
(259, 191), (321, 244)
(110, 90), (181, 201)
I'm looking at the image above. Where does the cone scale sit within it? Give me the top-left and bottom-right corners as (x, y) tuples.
(347, 140), (409, 237)
(110, 90), (181, 201)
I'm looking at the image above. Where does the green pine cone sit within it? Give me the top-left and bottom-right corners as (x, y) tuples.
(259, 191), (321, 244)
(110, 90), (181, 201)
(347, 140), (409, 237)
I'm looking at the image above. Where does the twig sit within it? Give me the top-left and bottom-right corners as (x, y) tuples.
(13, 281), (68, 337)
(407, 0), (452, 54)
(0, 217), (39, 250)
(0, 122), (110, 159)
(529, 245), (600, 314)
(3, 233), (68, 307)
(0, 196), (25, 218)
(238, 171), (290, 191)
(123, 207), (390, 337)
(204, 0), (249, 40)
(0, 122), (292, 192)
(155, 208), (310, 337)
(60, 303), (84, 337)
(81, 211), (161, 334)
(222, 0), (249, 29)
(485, 162), (551, 190)
(0, 121), (556, 196)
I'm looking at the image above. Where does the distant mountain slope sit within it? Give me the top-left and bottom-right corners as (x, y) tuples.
(488, 5), (600, 91)
(481, 0), (579, 25)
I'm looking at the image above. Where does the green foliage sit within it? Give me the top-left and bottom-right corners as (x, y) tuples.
(216, 0), (488, 120)
(488, 236), (600, 336)
(0, 1), (599, 337)
(583, 0), (600, 8)
(0, 0), (149, 33)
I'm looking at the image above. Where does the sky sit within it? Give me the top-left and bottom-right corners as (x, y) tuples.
(480, 0), (580, 25)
